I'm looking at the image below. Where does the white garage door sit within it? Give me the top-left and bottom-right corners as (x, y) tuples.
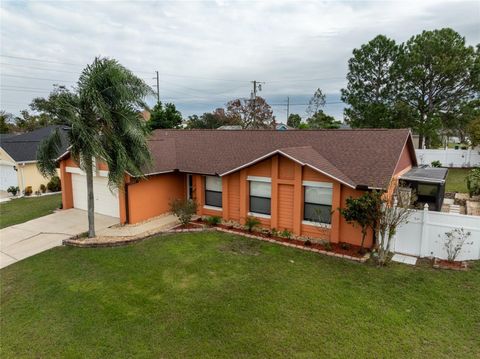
(71, 173), (120, 218)
(0, 163), (18, 191)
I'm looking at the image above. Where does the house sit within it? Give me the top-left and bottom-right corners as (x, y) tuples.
(57, 128), (418, 247)
(0, 126), (69, 192)
(275, 123), (290, 131)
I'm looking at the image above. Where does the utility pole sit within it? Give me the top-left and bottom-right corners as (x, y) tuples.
(154, 71), (160, 104)
(250, 80), (265, 126)
(286, 96), (290, 122)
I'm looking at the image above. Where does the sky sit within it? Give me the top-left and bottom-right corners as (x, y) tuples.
(1, 0), (479, 123)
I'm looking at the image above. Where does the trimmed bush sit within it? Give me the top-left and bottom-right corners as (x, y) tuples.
(431, 160), (442, 168)
(170, 198), (197, 226)
(245, 216), (260, 232)
(40, 184), (47, 193)
(204, 216), (222, 226)
(24, 186), (33, 196)
(281, 229), (292, 239)
(47, 176), (61, 192)
(7, 186), (19, 196)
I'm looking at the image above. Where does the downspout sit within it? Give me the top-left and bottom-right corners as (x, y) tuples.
(124, 182), (130, 224)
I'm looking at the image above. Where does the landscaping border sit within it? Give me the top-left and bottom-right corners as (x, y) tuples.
(63, 223), (369, 262)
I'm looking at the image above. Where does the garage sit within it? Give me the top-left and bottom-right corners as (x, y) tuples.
(0, 161), (18, 191)
(71, 173), (120, 218)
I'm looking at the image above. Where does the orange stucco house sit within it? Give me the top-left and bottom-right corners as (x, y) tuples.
(58, 129), (417, 247)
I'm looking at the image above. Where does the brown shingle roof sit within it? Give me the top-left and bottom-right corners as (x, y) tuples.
(145, 129), (415, 189)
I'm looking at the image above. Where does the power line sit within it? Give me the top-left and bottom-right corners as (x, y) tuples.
(0, 62), (81, 74)
(0, 54), (81, 66)
(1, 73), (75, 82)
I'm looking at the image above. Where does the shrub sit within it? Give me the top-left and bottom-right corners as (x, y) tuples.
(340, 242), (351, 250)
(204, 215), (221, 226)
(324, 242), (332, 251)
(281, 229), (292, 239)
(24, 186), (33, 196)
(466, 168), (480, 197)
(40, 184), (47, 193)
(439, 228), (472, 262)
(304, 239), (312, 246)
(271, 228), (278, 237)
(170, 198), (197, 226)
(245, 216), (260, 232)
(34, 190), (41, 196)
(47, 176), (61, 192)
(7, 186), (19, 196)
(431, 160), (442, 168)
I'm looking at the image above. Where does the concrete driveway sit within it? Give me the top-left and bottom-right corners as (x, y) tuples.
(0, 209), (118, 269)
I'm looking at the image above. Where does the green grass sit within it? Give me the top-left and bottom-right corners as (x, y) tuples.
(445, 168), (470, 193)
(0, 194), (61, 229)
(1, 232), (479, 358)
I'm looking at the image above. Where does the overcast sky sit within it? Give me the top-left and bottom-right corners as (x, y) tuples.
(1, 0), (479, 122)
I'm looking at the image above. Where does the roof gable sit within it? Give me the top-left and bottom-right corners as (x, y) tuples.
(144, 129), (412, 189)
(1, 125), (70, 162)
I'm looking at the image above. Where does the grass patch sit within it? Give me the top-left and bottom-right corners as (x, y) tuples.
(445, 168), (470, 193)
(0, 194), (61, 229)
(1, 232), (479, 358)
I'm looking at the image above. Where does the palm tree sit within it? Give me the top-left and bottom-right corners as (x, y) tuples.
(37, 57), (153, 238)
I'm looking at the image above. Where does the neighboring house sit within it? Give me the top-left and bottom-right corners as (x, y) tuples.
(0, 126), (69, 192)
(58, 129), (421, 247)
(275, 123), (290, 130)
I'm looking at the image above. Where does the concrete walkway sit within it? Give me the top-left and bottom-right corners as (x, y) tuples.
(97, 214), (178, 237)
(0, 209), (118, 269)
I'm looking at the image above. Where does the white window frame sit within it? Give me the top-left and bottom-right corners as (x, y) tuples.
(204, 175), (222, 209)
(248, 177), (272, 217)
(302, 181), (333, 226)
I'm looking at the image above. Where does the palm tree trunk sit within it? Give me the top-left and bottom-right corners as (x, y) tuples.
(85, 157), (96, 238)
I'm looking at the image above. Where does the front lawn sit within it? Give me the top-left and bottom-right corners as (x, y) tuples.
(1, 232), (479, 358)
(0, 193), (61, 229)
(445, 168), (470, 193)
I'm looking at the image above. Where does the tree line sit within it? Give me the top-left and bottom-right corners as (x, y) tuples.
(2, 27), (478, 148)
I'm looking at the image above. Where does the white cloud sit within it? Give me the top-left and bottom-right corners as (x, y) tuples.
(1, 0), (478, 121)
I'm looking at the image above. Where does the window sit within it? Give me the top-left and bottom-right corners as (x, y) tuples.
(303, 184), (333, 224)
(205, 176), (222, 208)
(249, 180), (271, 215)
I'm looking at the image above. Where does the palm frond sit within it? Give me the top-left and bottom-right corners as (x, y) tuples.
(36, 128), (63, 178)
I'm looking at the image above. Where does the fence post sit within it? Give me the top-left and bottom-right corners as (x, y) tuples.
(419, 203), (429, 257)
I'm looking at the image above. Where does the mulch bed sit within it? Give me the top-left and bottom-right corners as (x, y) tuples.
(202, 222), (368, 260)
(433, 258), (468, 271)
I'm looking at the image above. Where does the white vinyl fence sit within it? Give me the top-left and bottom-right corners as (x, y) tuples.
(415, 148), (480, 168)
(391, 206), (480, 261)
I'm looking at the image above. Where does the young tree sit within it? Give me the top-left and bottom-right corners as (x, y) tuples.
(306, 88), (326, 117)
(226, 96), (274, 129)
(341, 35), (400, 128)
(339, 191), (382, 253)
(376, 183), (414, 265)
(396, 28), (478, 148)
(287, 113), (302, 128)
(37, 57), (153, 238)
(148, 102), (182, 130)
